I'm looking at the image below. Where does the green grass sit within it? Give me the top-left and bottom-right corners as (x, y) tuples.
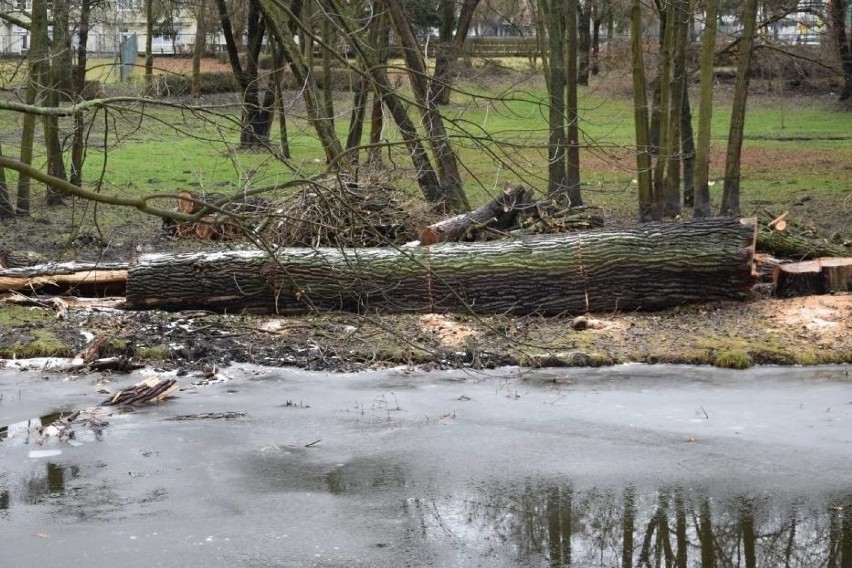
(0, 60), (849, 239)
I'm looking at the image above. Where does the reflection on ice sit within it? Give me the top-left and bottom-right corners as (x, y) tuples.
(404, 481), (852, 567)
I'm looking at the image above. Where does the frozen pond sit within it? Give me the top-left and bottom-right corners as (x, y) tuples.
(1, 363), (851, 566)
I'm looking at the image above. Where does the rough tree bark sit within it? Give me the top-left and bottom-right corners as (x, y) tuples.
(126, 217), (757, 314)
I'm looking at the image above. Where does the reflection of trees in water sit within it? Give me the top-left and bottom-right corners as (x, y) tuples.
(407, 482), (852, 567)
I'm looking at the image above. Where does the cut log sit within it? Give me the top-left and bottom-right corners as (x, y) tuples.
(126, 217), (758, 315)
(0, 262), (128, 295)
(756, 212), (848, 260)
(419, 185), (533, 245)
(773, 257), (852, 298)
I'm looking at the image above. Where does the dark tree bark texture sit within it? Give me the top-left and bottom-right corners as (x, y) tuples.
(126, 218), (757, 314)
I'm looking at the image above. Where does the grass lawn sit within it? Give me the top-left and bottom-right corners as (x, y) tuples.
(0, 58), (849, 255)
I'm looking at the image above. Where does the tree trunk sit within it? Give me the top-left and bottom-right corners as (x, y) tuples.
(662, 0), (688, 218)
(191, 0), (208, 98)
(577, 1), (592, 85)
(322, 0), (447, 208)
(0, 140), (11, 217)
(126, 217), (757, 314)
(694, 0), (717, 218)
(382, 0), (470, 212)
(70, 0), (91, 188)
(271, 45), (291, 159)
(0, 261), (129, 295)
(259, 0), (344, 164)
(541, 0), (567, 202)
(565, 0), (582, 206)
(830, 0), (852, 101)
(631, 0), (655, 221)
(367, 12), (390, 169)
(653, 2), (675, 216)
(145, 0), (154, 84)
(430, 0), (480, 105)
(681, 86), (696, 209)
(721, 0), (759, 215)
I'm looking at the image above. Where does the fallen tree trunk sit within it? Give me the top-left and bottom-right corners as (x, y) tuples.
(126, 217), (757, 315)
(0, 261), (129, 295)
(774, 257), (852, 298)
(418, 185), (533, 245)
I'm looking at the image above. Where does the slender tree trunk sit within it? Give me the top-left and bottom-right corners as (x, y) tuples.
(259, 0), (344, 163)
(591, 8), (602, 76)
(540, 0), (567, 202)
(367, 12), (390, 169)
(0, 140), (11, 217)
(271, 45), (291, 159)
(71, 0), (91, 188)
(52, 0), (73, 94)
(653, 2), (675, 216)
(566, 0), (582, 205)
(320, 15), (335, 133)
(145, 0), (154, 84)
(16, 75), (36, 216)
(631, 0), (655, 221)
(681, 86), (696, 208)
(382, 0), (470, 212)
(191, 0), (208, 98)
(322, 0), (446, 207)
(431, 0), (480, 105)
(662, 0), (688, 217)
(345, 74), (369, 166)
(830, 0), (852, 101)
(694, 0), (717, 218)
(720, 0), (759, 215)
(220, 0), (281, 150)
(578, 1), (592, 85)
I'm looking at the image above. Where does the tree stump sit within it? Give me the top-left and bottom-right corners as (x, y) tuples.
(774, 258), (852, 298)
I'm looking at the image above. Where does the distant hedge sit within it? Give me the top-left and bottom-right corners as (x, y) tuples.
(148, 72), (239, 96)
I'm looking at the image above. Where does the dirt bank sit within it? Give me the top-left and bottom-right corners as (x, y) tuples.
(1, 292), (849, 372)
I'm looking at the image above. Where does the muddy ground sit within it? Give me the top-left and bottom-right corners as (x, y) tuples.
(1, 291), (850, 373)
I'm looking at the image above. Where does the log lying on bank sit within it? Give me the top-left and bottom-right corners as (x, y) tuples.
(0, 261), (129, 295)
(126, 217), (758, 315)
(773, 257), (852, 298)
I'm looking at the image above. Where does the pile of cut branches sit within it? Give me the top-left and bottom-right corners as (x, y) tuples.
(264, 174), (433, 247)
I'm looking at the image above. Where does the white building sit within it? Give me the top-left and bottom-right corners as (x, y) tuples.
(0, 0), (199, 56)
